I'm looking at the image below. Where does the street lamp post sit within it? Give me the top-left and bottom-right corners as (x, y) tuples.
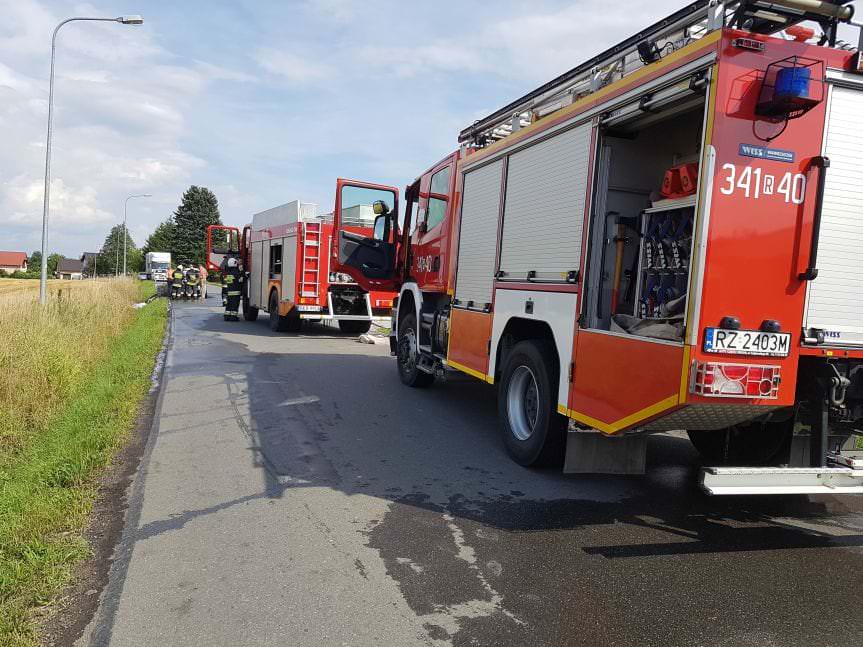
(38, 14), (144, 304)
(123, 193), (151, 276)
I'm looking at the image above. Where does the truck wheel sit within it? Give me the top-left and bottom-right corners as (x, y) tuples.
(284, 311), (302, 333)
(268, 292), (289, 332)
(243, 295), (258, 321)
(687, 416), (792, 466)
(338, 320), (372, 334)
(498, 340), (566, 466)
(397, 312), (433, 388)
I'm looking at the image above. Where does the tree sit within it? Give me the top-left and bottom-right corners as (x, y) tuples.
(94, 224), (139, 275)
(24, 251), (62, 278)
(142, 218), (176, 256)
(172, 186), (222, 266)
(47, 253), (62, 276)
(27, 251), (41, 273)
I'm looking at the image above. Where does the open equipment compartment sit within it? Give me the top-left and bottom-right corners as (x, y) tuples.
(584, 81), (707, 342)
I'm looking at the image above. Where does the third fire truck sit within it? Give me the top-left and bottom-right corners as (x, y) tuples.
(333, 0), (863, 494)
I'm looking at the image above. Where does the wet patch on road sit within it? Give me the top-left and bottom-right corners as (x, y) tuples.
(367, 487), (863, 647)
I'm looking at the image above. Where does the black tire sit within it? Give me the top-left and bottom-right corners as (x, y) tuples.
(396, 312), (434, 388)
(687, 416), (793, 466)
(243, 294), (259, 321)
(268, 291), (290, 332)
(497, 340), (566, 466)
(284, 311), (302, 333)
(338, 320), (372, 334)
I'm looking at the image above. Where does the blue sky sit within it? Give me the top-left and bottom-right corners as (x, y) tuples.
(2, 0), (702, 256)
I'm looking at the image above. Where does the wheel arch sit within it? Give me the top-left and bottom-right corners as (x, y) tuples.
(493, 317), (560, 383)
(395, 282), (422, 339)
(268, 284), (280, 313)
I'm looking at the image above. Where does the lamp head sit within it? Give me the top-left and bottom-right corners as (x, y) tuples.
(118, 15), (144, 25)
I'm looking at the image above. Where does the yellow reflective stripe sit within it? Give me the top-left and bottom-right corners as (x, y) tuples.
(679, 345), (692, 404)
(558, 394), (679, 435)
(446, 359), (494, 384)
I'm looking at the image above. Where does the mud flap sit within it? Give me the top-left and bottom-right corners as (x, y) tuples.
(564, 428), (647, 475)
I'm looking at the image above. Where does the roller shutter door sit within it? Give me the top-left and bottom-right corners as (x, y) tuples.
(454, 159), (503, 308)
(499, 122), (592, 281)
(804, 84), (863, 345)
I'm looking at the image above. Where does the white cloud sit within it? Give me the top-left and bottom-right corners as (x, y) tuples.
(357, 43), (486, 79)
(303, 0), (359, 23)
(193, 60), (258, 84)
(255, 48), (334, 83)
(2, 175), (111, 227)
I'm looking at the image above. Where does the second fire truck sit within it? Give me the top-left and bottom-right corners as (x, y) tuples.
(333, 0), (863, 494)
(207, 199), (396, 333)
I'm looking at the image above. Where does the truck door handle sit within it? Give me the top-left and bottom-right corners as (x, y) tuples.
(799, 155), (830, 282)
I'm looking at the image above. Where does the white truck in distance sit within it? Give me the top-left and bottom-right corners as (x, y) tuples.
(145, 252), (171, 289)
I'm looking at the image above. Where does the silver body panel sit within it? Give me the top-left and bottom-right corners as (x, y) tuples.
(454, 159), (504, 307)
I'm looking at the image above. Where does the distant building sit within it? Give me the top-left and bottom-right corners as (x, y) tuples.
(0, 251), (28, 274)
(56, 257), (84, 280)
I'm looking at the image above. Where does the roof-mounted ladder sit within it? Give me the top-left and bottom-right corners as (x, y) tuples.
(458, 0), (856, 149)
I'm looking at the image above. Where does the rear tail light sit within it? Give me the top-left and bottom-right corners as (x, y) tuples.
(691, 361), (780, 399)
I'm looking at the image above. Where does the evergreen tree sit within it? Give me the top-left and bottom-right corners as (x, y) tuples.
(172, 186), (222, 266)
(95, 224), (138, 275)
(142, 218), (176, 256)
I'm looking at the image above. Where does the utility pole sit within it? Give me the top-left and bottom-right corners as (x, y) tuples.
(39, 14), (144, 302)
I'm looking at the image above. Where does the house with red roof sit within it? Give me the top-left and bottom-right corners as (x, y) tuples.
(0, 251), (28, 274)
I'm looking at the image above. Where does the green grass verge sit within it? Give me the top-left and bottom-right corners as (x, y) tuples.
(0, 296), (167, 645)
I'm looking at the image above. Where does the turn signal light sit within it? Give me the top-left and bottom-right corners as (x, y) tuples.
(691, 361), (780, 399)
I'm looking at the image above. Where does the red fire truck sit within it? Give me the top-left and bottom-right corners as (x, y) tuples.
(333, 0), (863, 494)
(207, 198), (396, 333)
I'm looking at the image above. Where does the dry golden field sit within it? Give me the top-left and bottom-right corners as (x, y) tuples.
(0, 278), (94, 297)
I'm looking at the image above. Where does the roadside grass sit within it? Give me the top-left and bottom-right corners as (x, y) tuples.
(0, 279), (165, 645)
(0, 280), (147, 454)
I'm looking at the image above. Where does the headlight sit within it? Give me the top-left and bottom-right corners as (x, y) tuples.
(328, 272), (355, 284)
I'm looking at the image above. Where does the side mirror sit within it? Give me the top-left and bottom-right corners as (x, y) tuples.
(417, 221), (428, 234)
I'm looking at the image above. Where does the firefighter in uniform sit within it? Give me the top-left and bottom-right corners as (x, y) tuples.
(219, 254), (235, 306)
(223, 256), (242, 321)
(169, 264), (185, 300)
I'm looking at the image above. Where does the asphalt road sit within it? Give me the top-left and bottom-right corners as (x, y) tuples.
(78, 297), (863, 647)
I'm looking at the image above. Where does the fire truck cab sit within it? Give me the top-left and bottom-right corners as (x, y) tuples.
(336, 0), (863, 495)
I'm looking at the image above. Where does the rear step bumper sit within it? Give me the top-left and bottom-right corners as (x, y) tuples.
(701, 466), (863, 495)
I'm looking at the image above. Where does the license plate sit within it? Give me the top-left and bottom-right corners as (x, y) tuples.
(703, 328), (791, 357)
